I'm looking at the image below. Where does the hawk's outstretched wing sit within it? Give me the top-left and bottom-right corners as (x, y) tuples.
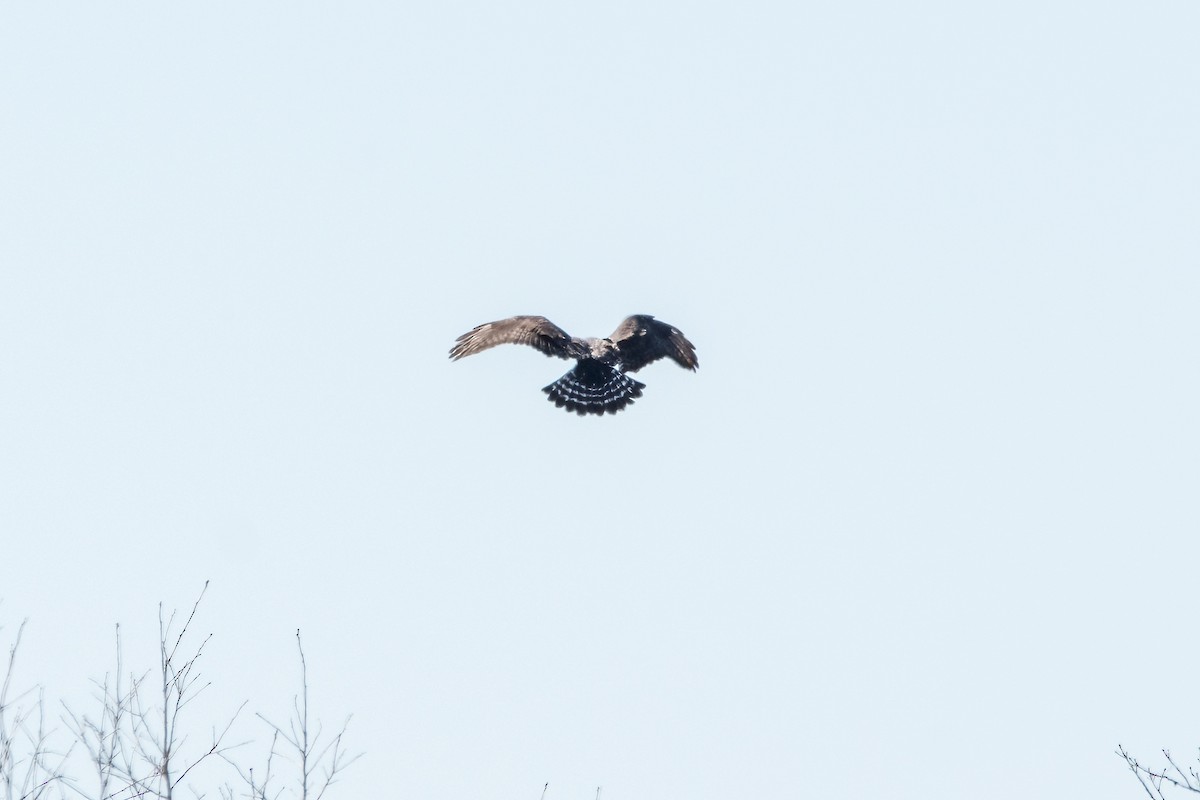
(610, 315), (699, 373)
(449, 315), (574, 361)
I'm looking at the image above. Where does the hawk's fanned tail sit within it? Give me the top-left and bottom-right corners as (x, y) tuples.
(542, 362), (646, 416)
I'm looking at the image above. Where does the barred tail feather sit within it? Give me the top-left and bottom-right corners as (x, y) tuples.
(542, 363), (646, 416)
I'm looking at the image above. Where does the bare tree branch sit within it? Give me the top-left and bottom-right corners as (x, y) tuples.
(7, 590), (357, 800)
(1120, 744), (1200, 798)
(1, 618), (70, 800)
(253, 632), (361, 800)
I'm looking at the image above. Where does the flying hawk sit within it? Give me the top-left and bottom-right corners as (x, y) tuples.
(449, 314), (698, 416)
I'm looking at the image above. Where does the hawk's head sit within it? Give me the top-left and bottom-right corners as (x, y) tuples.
(587, 337), (620, 361)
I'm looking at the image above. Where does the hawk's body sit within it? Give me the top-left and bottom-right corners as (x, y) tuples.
(449, 314), (698, 416)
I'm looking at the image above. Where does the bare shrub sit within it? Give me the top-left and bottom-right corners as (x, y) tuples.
(3, 585), (359, 800)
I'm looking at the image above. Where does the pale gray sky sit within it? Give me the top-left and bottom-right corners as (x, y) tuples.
(1, 2), (1198, 798)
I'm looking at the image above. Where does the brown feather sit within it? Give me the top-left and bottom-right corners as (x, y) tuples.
(449, 315), (573, 361)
